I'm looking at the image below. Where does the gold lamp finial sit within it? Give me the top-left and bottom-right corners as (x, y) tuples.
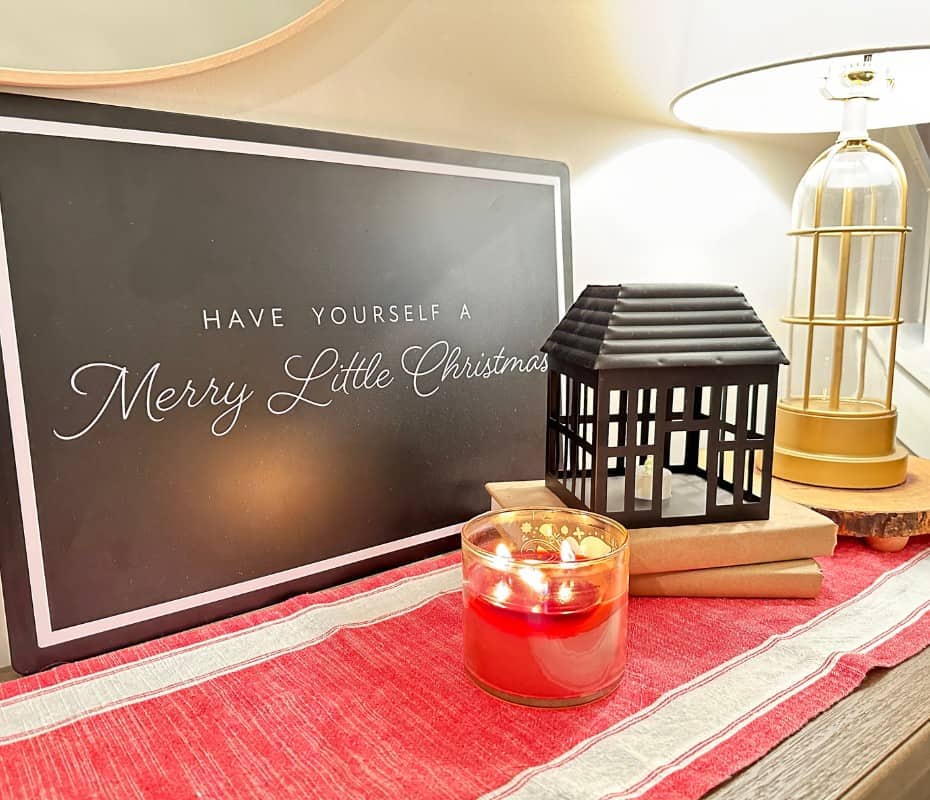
(822, 54), (894, 101)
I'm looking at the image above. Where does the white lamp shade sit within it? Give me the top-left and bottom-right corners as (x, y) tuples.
(671, 0), (930, 133)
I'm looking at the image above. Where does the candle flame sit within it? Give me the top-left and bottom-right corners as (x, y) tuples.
(491, 541), (513, 569)
(559, 539), (577, 562)
(492, 580), (512, 603)
(557, 582), (574, 603)
(517, 566), (548, 595)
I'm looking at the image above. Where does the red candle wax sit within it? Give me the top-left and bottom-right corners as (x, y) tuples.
(462, 552), (628, 705)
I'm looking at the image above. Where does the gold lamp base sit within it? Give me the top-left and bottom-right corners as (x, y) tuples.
(773, 401), (908, 489)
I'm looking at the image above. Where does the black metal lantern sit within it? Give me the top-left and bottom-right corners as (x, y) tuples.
(541, 284), (788, 527)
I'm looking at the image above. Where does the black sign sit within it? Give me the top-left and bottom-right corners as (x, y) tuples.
(0, 95), (571, 672)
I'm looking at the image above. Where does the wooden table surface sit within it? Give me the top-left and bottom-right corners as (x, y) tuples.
(707, 646), (930, 799)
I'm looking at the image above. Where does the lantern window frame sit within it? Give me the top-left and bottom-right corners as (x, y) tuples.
(542, 284), (787, 528)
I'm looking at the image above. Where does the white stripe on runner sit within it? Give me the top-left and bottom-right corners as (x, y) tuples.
(0, 563), (460, 745)
(483, 548), (930, 800)
(603, 597), (930, 800)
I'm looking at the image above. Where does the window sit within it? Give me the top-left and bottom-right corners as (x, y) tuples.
(872, 126), (930, 456)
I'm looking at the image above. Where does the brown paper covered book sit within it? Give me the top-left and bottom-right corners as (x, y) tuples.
(630, 559), (822, 599)
(485, 480), (837, 576)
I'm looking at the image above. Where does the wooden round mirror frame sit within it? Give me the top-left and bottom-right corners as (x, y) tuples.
(0, 0), (344, 88)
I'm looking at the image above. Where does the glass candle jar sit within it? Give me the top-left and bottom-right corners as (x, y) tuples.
(461, 506), (630, 707)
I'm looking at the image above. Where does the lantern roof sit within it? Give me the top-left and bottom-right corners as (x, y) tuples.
(542, 284), (788, 370)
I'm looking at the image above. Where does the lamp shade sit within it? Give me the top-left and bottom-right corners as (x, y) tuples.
(671, 0), (930, 133)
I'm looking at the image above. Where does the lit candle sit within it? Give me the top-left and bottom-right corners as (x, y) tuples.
(461, 508), (630, 707)
(634, 455), (672, 502)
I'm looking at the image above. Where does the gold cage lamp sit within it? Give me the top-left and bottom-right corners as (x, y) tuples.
(775, 64), (909, 488)
(671, 2), (930, 488)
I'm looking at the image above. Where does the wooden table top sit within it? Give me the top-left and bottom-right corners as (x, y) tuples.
(706, 646), (930, 799)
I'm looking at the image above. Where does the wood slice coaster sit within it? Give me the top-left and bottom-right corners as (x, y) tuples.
(772, 457), (930, 552)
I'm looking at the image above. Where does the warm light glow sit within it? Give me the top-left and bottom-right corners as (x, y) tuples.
(572, 137), (774, 290)
(495, 542), (512, 559)
(492, 580), (512, 603)
(557, 582), (574, 604)
(559, 539), (577, 563)
(490, 541), (513, 571)
(517, 566), (548, 596)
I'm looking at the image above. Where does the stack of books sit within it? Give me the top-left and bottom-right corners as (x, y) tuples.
(484, 480), (837, 599)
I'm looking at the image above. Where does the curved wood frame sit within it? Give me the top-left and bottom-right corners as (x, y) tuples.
(0, 0), (344, 88)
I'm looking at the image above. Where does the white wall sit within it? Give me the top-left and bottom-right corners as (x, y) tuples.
(0, 1), (829, 670)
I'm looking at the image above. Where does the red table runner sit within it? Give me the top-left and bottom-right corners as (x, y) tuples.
(2, 537), (930, 800)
